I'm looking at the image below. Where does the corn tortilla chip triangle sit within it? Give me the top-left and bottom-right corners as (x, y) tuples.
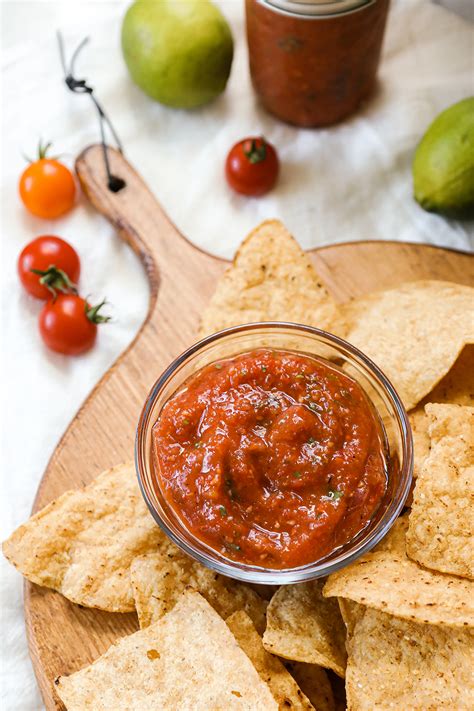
(343, 281), (474, 410)
(323, 517), (473, 627)
(410, 345), (474, 477)
(2, 463), (163, 612)
(337, 598), (361, 637)
(55, 590), (278, 710)
(284, 662), (336, 711)
(199, 220), (343, 337)
(262, 581), (347, 677)
(345, 603), (474, 711)
(410, 407), (432, 480)
(407, 404), (474, 579)
(424, 344), (474, 405)
(226, 610), (317, 710)
(131, 545), (267, 633)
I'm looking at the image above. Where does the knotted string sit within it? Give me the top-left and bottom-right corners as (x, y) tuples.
(57, 32), (126, 193)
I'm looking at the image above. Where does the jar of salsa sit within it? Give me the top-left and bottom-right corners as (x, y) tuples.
(245, 0), (390, 127)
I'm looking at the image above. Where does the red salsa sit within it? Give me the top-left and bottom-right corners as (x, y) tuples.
(152, 348), (387, 568)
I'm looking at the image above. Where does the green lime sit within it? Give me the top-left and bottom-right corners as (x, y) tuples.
(121, 0), (233, 109)
(413, 97), (474, 218)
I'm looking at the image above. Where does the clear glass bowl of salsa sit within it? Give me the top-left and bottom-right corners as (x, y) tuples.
(135, 323), (412, 584)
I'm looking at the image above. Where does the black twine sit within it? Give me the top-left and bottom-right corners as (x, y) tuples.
(58, 32), (126, 193)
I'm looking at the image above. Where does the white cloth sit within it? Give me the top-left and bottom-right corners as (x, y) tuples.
(1, 1), (472, 709)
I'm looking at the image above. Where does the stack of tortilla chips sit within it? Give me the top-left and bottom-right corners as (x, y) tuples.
(3, 221), (473, 709)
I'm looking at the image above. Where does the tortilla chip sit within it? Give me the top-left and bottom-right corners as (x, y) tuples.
(199, 220), (343, 337)
(55, 590), (278, 710)
(425, 345), (474, 406)
(2, 463), (163, 612)
(262, 582), (347, 677)
(324, 517), (473, 627)
(345, 603), (473, 711)
(410, 407), (432, 479)
(131, 545), (267, 633)
(343, 281), (474, 410)
(410, 346), (474, 477)
(284, 662), (335, 711)
(407, 404), (474, 578)
(337, 598), (363, 637)
(226, 610), (316, 710)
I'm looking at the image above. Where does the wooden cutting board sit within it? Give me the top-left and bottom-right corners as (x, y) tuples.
(23, 145), (473, 709)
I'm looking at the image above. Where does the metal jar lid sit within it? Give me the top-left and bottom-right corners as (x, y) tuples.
(259, 0), (376, 18)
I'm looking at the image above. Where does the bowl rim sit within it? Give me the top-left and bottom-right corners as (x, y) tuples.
(135, 321), (413, 584)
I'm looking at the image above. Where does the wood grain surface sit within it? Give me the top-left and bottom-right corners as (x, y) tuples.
(23, 145), (473, 709)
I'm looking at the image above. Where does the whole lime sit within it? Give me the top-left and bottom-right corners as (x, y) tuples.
(413, 97), (474, 218)
(121, 0), (233, 109)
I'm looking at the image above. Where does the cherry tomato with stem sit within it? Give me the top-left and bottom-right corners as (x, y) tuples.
(19, 140), (76, 219)
(18, 235), (81, 299)
(39, 295), (110, 356)
(225, 136), (279, 196)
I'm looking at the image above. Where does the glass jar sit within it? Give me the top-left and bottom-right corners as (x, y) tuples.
(245, 0), (390, 127)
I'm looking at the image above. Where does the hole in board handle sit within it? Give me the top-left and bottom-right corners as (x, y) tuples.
(108, 175), (126, 193)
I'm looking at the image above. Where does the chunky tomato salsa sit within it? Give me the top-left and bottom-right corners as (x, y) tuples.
(152, 349), (387, 568)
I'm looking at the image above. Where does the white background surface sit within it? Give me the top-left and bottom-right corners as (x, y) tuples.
(1, 1), (473, 708)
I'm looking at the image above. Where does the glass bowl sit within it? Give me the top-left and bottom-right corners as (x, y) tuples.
(135, 322), (413, 585)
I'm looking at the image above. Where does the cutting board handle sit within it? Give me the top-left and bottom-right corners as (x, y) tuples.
(76, 144), (186, 301)
(75, 143), (226, 329)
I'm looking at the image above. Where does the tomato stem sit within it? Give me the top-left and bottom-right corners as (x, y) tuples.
(243, 137), (267, 164)
(30, 265), (78, 297)
(23, 138), (58, 164)
(85, 299), (111, 324)
(38, 138), (53, 160)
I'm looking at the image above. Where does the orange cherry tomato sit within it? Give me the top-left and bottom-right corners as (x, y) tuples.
(19, 141), (76, 219)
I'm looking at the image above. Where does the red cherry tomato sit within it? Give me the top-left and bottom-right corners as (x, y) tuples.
(18, 235), (80, 300)
(39, 295), (109, 356)
(225, 136), (279, 196)
(19, 141), (76, 219)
